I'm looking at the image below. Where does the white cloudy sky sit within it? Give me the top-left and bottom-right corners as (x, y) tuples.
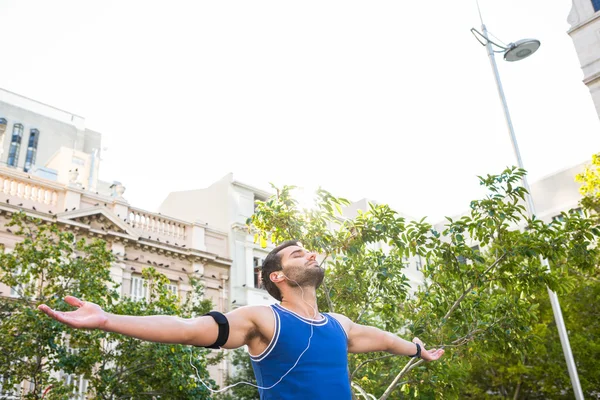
(0, 0), (598, 221)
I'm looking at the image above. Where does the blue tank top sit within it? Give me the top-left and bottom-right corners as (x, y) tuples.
(249, 304), (352, 400)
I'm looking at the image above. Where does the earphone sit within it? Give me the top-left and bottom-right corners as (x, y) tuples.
(189, 274), (318, 394)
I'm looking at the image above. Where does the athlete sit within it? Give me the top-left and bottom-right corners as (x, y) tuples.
(39, 240), (444, 399)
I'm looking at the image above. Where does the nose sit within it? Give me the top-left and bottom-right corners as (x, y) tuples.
(306, 251), (317, 261)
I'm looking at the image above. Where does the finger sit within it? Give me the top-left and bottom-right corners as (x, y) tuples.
(64, 296), (84, 308)
(38, 305), (74, 326)
(38, 304), (62, 320)
(420, 348), (443, 360)
(38, 304), (56, 317)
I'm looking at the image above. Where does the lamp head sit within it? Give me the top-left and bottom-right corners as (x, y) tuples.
(503, 39), (541, 62)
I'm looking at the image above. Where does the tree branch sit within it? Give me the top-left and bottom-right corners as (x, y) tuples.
(351, 354), (396, 380)
(513, 378), (522, 400)
(319, 252), (335, 313)
(443, 252), (507, 321)
(379, 254), (508, 400)
(351, 381), (377, 400)
(356, 296), (373, 322)
(108, 360), (155, 381)
(379, 358), (421, 400)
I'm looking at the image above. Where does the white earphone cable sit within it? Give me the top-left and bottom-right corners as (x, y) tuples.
(189, 275), (319, 394)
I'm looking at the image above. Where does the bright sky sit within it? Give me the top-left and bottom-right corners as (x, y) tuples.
(0, 0), (598, 222)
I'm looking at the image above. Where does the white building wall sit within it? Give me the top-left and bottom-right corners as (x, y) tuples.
(159, 174), (230, 231)
(0, 89), (101, 171)
(160, 174), (275, 308)
(568, 0), (600, 120)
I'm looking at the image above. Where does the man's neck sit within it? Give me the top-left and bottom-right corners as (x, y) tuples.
(280, 288), (320, 319)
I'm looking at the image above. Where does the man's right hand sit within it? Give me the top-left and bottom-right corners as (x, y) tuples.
(38, 296), (108, 330)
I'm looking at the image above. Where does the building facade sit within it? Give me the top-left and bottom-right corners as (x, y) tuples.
(0, 88), (101, 175)
(0, 90), (233, 397)
(0, 165), (232, 398)
(159, 173), (276, 308)
(568, 0), (600, 120)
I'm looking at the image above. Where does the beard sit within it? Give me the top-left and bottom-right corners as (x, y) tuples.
(285, 264), (325, 290)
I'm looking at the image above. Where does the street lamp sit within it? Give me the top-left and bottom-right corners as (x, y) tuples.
(470, 18), (585, 400)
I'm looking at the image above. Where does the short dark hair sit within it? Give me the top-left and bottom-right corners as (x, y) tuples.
(261, 240), (300, 301)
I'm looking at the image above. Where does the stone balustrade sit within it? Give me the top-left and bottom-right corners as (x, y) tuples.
(0, 167), (196, 248)
(128, 207), (188, 242)
(0, 170), (60, 207)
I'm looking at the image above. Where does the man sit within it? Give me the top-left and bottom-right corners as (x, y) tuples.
(39, 240), (444, 399)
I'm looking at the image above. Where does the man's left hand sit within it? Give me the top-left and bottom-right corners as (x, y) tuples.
(412, 337), (444, 361)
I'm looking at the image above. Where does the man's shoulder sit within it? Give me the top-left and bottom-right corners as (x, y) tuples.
(328, 312), (350, 321)
(227, 304), (274, 325)
(327, 312), (353, 331)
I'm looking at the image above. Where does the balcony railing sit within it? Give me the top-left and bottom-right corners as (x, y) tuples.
(0, 174), (59, 206)
(128, 207), (188, 242)
(0, 167), (193, 248)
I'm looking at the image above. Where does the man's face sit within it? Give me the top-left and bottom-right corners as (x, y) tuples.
(278, 245), (324, 289)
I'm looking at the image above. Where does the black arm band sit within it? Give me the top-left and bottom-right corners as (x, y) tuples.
(410, 343), (421, 358)
(202, 311), (230, 349)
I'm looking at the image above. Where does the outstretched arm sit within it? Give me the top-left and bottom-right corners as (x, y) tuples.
(330, 313), (444, 361)
(38, 296), (255, 349)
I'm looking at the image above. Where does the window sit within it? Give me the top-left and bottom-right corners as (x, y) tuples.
(7, 123), (23, 167)
(552, 208), (584, 223)
(24, 128), (40, 172)
(254, 196), (266, 214)
(0, 375), (19, 399)
(593, 0), (600, 12)
(415, 256), (422, 271)
(72, 157), (85, 166)
(61, 347), (89, 400)
(166, 283), (178, 297)
(131, 276), (147, 301)
(63, 374), (88, 400)
(402, 257), (410, 268)
(0, 118), (7, 135)
(253, 257), (264, 289)
(10, 266), (23, 298)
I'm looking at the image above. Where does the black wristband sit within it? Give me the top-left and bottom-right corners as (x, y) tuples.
(410, 343), (421, 358)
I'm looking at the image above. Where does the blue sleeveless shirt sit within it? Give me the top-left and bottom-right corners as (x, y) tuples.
(249, 304), (352, 400)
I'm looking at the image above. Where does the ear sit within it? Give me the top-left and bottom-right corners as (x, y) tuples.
(270, 271), (285, 284)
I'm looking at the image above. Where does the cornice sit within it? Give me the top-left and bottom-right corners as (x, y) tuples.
(568, 11), (600, 35)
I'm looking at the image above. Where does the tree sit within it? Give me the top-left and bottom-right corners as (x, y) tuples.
(455, 274), (600, 399)
(0, 212), (117, 399)
(247, 167), (599, 399)
(576, 152), (600, 215)
(216, 348), (260, 400)
(87, 268), (218, 400)
(0, 212), (216, 399)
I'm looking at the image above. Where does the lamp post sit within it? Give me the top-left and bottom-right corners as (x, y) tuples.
(471, 21), (585, 400)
